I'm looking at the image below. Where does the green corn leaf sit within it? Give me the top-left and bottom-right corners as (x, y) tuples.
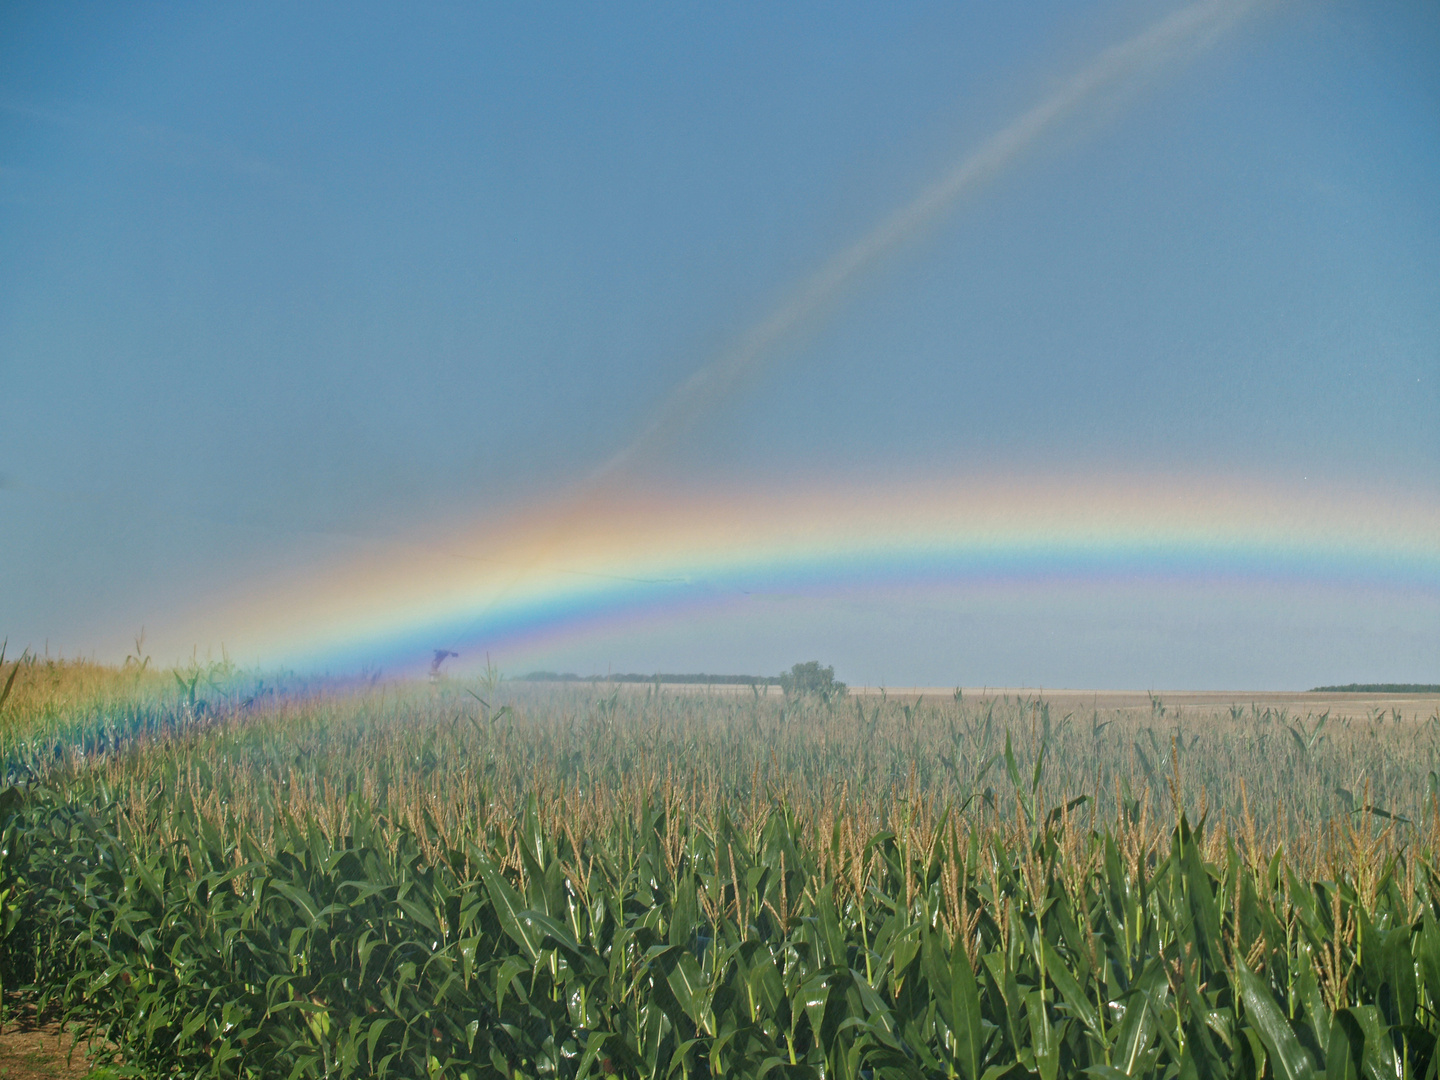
(0, 661), (18, 712)
(364, 1018), (393, 1069)
(1294, 946), (1330, 1051)
(663, 948), (708, 1026)
(494, 956), (528, 1012)
(1325, 1009), (1364, 1080)
(949, 937), (986, 1080)
(1110, 964), (1166, 1077)
(1038, 933), (1099, 1038)
(1348, 1004), (1401, 1080)
(744, 947), (785, 1020)
(1031, 738), (1048, 795)
(269, 880), (321, 926)
(814, 885), (848, 971)
(0, 785), (22, 823)
(1237, 961), (1316, 1080)
(1004, 731), (1023, 802)
(1025, 989), (1062, 1080)
(799, 972), (833, 1049)
(1418, 915), (1440, 1005)
(848, 969), (897, 1034)
(478, 859), (542, 961)
(1241, 1026), (1269, 1080)
(1356, 805), (1409, 824)
(1134, 742), (1158, 788)
(1044, 794), (1091, 830)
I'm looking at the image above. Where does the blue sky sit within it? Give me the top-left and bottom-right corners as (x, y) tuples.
(2, 2), (1436, 685)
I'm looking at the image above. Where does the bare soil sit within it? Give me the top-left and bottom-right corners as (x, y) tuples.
(0, 1004), (112, 1080)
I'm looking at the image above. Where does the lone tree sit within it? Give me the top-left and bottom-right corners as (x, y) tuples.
(779, 661), (846, 699)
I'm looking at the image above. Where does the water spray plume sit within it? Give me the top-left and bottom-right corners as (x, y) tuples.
(433, 0), (1260, 661)
(596, 0), (1258, 481)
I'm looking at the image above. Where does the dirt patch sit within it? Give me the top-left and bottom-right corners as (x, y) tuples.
(0, 1007), (113, 1080)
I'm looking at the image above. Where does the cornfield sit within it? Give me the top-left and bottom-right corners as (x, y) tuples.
(3, 655), (1440, 1078)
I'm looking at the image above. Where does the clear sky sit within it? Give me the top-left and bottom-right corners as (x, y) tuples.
(2, 1), (1437, 688)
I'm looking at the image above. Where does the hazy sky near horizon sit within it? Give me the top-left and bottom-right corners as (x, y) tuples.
(2, 1), (1437, 687)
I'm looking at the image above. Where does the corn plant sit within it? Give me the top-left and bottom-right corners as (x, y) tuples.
(2, 664), (1440, 1077)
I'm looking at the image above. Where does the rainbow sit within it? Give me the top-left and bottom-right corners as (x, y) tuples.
(173, 472), (1439, 673)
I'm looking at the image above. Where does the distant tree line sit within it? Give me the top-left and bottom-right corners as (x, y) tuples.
(1310, 683), (1440, 693)
(516, 661), (847, 698)
(518, 671), (782, 686)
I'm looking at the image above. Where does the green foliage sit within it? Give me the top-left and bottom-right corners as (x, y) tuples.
(1312, 684), (1440, 693)
(5, 778), (1440, 1078)
(1, 674), (1439, 1076)
(518, 672), (781, 687)
(779, 661), (846, 700)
